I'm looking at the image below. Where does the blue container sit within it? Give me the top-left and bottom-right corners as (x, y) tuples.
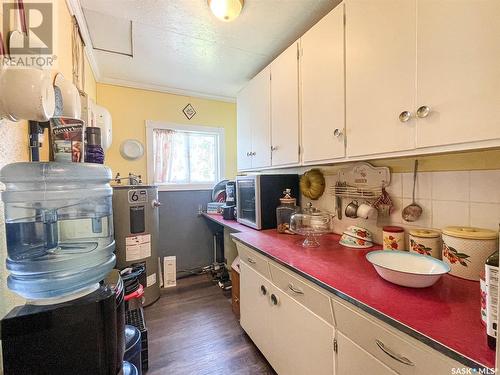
(0, 162), (116, 300)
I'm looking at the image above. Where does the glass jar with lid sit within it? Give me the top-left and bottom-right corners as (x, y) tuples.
(276, 189), (299, 234)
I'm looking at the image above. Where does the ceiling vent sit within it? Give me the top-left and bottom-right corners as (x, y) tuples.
(83, 8), (133, 57)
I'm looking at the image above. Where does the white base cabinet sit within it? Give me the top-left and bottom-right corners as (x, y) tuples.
(236, 242), (470, 375)
(336, 332), (397, 375)
(240, 260), (335, 375)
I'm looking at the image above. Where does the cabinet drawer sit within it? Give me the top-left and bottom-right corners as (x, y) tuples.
(269, 262), (334, 325)
(236, 243), (270, 279)
(331, 297), (464, 375)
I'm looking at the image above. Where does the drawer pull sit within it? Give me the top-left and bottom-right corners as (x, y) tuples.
(270, 293), (279, 306)
(247, 257), (256, 264)
(260, 285), (268, 295)
(375, 339), (415, 367)
(288, 283), (304, 295)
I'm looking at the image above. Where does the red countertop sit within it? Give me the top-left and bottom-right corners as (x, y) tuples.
(202, 213), (254, 233)
(202, 214), (495, 369)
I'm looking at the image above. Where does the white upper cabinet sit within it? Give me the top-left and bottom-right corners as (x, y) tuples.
(236, 81), (253, 171)
(270, 42), (300, 167)
(301, 4), (345, 164)
(345, 0), (416, 157)
(415, 0), (500, 148)
(236, 67), (271, 170)
(237, 0), (500, 170)
(250, 67), (272, 169)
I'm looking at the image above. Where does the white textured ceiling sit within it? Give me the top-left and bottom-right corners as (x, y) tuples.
(79, 0), (340, 101)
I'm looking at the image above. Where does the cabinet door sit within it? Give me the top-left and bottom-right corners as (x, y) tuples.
(345, 0), (416, 157)
(270, 288), (335, 375)
(250, 67), (272, 169)
(336, 332), (397, 375)
(239, 261), (275, 365)
(236, 83), (253, 171)
(416, 0), (500, 148)
(271, 42), (300, 167)
(301, 5), (345, 164)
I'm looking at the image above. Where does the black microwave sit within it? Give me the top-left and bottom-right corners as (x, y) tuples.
(235, 174), (299, 230)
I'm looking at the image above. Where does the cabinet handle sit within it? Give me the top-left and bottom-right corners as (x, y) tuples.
(416, 105), (431, 118)
(375, 339), (415, 366)
(233, 296), (239, 303)
(288, 283), (304, 295)
(246, 257), (256, 264)
(260, 285), (267, 295)
(246, 152), (251, 157)
(333, 128), (343, 137)
(270, 293), (279, 306)
(252, 152), (256, 156)
(398, 111), (413, 122)
(271, 146), (278, 151)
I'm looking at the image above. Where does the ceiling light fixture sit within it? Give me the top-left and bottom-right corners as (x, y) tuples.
(208, 0), (244, 22)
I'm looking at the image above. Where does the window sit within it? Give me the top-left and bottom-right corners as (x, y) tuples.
(146, 121), (224, 190)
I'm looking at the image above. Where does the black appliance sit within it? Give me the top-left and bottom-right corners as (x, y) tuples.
(225, 181), (236, 205)
(235, 174), (299, 230)
(1, 286), (118, 375)
(222, 205), (236, 220)
(222, 181), (237, 220)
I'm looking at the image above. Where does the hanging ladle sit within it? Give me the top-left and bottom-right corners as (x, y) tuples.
(402, 160), (423, 222)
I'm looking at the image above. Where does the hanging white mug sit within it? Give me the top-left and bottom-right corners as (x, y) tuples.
(53, 73), (81, 119)
(357, 203), (375, 219)
(0, 67), (55, 122)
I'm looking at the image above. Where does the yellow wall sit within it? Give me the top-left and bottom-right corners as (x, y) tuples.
(96, 84), (237, 180)
(369, 149), (500, 173)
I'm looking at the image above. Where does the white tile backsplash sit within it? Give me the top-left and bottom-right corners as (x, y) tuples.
(385, 172), (402, 198)
(470, 202), (500, 230)
(432, 171), (470, 201)
(470, 170), (500, 203)
(388, 197), (403, 224)
(305, 167), (500, 245)
(402, 172), (432, 199)
(432, 200), (470, 229)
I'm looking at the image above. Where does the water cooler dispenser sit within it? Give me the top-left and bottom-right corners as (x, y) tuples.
(0, 162), (125, 374)
(112, 185), (161, 306)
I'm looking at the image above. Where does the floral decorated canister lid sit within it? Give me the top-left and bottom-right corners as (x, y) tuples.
(442, 226), (497, 240)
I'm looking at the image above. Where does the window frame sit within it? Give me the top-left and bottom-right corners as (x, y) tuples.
(146, 121), (225, 191)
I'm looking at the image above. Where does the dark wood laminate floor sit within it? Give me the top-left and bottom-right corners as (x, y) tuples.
(144, 274), (276, 375)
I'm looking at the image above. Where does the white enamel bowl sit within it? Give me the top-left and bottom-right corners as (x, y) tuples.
(366, 250), (450, 288)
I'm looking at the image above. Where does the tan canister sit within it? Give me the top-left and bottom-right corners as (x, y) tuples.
(408, 229), (441, 259)
(442, 226), (498, 281)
